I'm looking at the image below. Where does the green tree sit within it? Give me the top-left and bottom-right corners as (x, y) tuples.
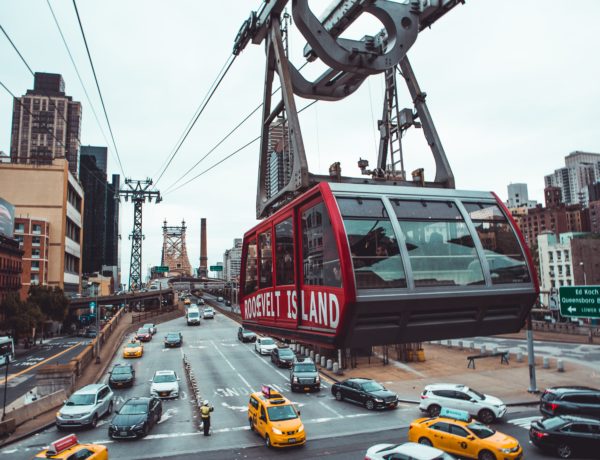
(0, 292), (43, 341)
(28, 285), (69, 323)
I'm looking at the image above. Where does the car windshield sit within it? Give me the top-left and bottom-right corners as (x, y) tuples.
(143, 324), (153, 329)
(361, 381), (384, 392)
(294, 363), (316, 372)
(154, 374), (176, 383)
(120, 402), (148, 415)
(267, 404), (298, 421)
(137, 329), (148, 335)
(279, 349), (294, 358)
(469, 388), (485, 399)
(541, 417), (567, 430)
(261, 338), (275, 345)
(205, 308), (213, 312)
(126, 343), (140, 349)
(113, 367), (131, 375)
(166, 334), (180, 340)
(188, 312), (199, 317)
(66, 394), (95, 406)
(243, 329), (254, 335)
(467, 422), (495, 439)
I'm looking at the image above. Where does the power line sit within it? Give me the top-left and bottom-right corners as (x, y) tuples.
(153, 54), (237, 187)
(72, 0), (126, 177)
(46, 0), (119, 176)
(165, 100), (318, 196)
(0, 24), (34, 75)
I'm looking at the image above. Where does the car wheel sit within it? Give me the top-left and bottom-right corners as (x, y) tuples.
(265, 434), (271, 448)
(478, 408), (495, 424)
(142, 423), (149, 437)
(335, 390), (344, 401)
(428, 404), (441, 417)
(557, 444), (573, 459)
(107, 401), (113, 415)
(418, 437), (433, 447)
(365, 399), (375, 410)
(478, 450), (496, 460)
(56, 424), (64, 432)
(90, 414), (98, 428)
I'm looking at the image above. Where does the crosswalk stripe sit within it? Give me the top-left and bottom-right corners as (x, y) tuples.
(507, 416), (541, 429)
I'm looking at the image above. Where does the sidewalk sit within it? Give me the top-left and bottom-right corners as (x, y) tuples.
(319, 341), (600, 406)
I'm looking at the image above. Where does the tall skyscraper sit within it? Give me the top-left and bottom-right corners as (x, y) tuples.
(80, 145), (107, 173)
(545, 151), (600, 206)
(507, 183), (529, 208)
(10, 73), (82, 177)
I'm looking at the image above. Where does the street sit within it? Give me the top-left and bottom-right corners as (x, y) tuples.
(1, 303), (574, 459)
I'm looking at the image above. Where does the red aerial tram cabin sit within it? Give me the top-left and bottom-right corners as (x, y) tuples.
(240, 182), (538, 349)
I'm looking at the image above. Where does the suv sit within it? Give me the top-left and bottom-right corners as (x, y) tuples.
(203, 307), (215, 319)
(108, 363), (135, 388)
(419, 383), (506, 424)
(150, 370), (180, 399)
(56, 384), (114, 430)
(540, 386), (600, 418)
(290, 357), (320, 392)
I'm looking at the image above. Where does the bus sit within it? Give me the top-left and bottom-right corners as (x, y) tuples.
(0, 336), (15, 365)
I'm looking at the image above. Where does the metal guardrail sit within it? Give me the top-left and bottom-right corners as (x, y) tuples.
(182, 353), (202, 425)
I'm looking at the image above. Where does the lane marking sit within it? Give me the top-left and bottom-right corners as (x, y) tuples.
(210, 340), (252, 389)
(507, 415), (541, 429)
(318, 400), (343, 418)
(0, 342), (83, 384)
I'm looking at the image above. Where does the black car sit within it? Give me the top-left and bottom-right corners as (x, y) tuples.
(225, 300), (232, 306)
(271, 347), (295, 368)
(237, 327), (257, 342)
(108, 363), (135, 388)
(108, 397), (162, 439)
(164, 332), (183, 348)
(331, 378), (399, 410)
(290, 357), (320, 392)
(540, 386), (600, 418)
(530, 415), (600, 458)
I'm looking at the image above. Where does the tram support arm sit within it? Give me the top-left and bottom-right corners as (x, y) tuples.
(526, 314), (539, 393)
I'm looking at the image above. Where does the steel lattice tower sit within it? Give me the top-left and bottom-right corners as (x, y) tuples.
(118, 178), (161, 290)
(161, 219), (192, 277)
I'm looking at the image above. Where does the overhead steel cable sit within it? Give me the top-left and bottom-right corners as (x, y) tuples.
(0, 79), (110, 190)
(72, 0), (126, 178)
(46, 0), (118, 174)
(163, 61), (310, 194)
(0, 24), (34, 75)
(153, 54), (237, 188)
(164, 100), (317, 196)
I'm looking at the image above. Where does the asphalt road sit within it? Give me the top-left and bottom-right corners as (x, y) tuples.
(2, 336), (88, 408)
(2, 305), (577, 459)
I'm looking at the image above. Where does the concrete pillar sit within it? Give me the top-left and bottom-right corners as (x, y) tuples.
(446, 340), (453, 348)
(493, 346), (499, 355)
(310, 350), (315, 360)
(557, 359), (565, 372)
(516, 351), (524, 363)
(457, 341), (463, 350)
(326, 359), (333, 370)
(300, 346), (305, 355)
(543, 357), (550, 369)
(321, 356), (326, 367)
(470, 342), (475, 351)
(315, 353), (320, 364)
(480, 345), (487, 355)
(333, 362), (340, 374)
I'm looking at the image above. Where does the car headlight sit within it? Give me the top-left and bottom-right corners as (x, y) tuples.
(499, 447), (518, 454)
(297, 424), (304, 433)
(315, 375), (320, 383)
(293, 376), (298, 383)
(272, 427), (283, 435)
(132, 422), (145, 429)
(374, 398), (383, 403)
(56, 411), (62, 417)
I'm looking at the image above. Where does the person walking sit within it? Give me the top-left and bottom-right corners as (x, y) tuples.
(201, 400), (214, 436)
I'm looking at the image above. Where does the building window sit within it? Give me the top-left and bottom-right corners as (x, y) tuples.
(32, 224), (42, 234)
(32, 248), (40, 258)
(548, 252), (553, 262)
(32, 236), (41, 247)
(15, 223), (25, 233)
(31, 261), (40, 271)
(31, 274), (40, 285)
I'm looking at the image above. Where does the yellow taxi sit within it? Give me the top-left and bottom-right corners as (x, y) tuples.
(408, 408), (522, 460)
(183, 298), (191, 305)
(122, 339), (143, 358)
(34, 434), (108, 459)
(248, 385), (306, 448)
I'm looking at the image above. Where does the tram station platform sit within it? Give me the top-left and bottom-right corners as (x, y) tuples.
(319, 333), (600, 406)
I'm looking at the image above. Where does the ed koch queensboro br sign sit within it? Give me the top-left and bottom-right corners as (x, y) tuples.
(559, 286), (600, 318)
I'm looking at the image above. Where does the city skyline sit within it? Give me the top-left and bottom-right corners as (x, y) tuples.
(1, 1), (599, 279)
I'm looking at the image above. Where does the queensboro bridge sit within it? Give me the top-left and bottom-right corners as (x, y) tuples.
(161, 219), (192, 277)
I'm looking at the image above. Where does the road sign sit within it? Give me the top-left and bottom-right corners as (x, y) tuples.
(210, 265), (223, 272)
(89, 301), (96, 313)
(154, 266), (169, 273)
(559, 286), (600, 318)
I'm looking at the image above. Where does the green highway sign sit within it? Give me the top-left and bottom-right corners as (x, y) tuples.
(154, 266), (169, 273)
(559, 286), (600, 318)
(210, 265), (223, 272)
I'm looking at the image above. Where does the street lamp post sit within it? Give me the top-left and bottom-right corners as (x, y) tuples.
(95, 283), (101, 363)
(579, 262), (593, 343)
(2, 355), (9, 421)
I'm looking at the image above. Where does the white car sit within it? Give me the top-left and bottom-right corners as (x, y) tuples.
(143, 323), (157, 335)
(150, 370), (180, 399)
(254, 337), (277, 355)
(203, 307), (215, 319)
(365, 442), (455, 460)
(419, 383), (506, 424)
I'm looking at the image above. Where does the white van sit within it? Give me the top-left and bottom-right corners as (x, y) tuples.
(186, 306), (201, 326)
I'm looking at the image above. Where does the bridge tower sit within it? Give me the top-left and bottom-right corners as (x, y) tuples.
(118, 178), (161, 290)
(161, 219), (192, 277)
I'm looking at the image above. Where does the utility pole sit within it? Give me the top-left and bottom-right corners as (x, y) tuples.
(118, 179), (161, 291)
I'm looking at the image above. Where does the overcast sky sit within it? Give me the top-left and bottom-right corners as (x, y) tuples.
(1, 0), (599, 285)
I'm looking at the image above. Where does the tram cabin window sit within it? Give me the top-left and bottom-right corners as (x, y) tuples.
(463, 202), (530, 284)
(275, 218), (294, 286)
(259, 231), (273, 288)
(337, 197), (406, 289)
(301, 202), (341, 287)
(244, 239), (258, 294)
(391, 200), (485, 287)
